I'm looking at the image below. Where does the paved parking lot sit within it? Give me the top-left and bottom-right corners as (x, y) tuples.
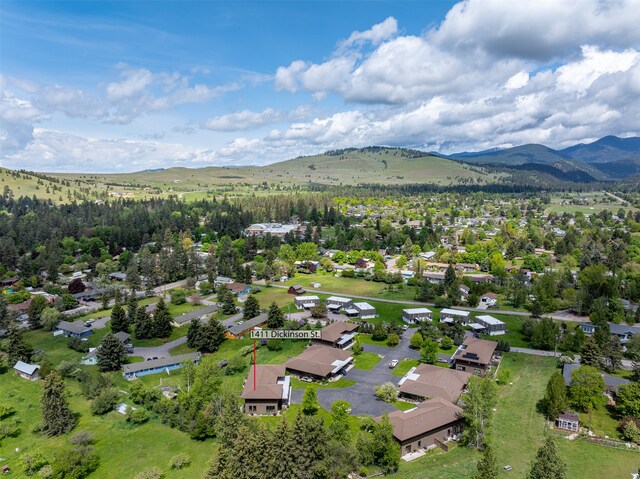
(290, 333), (421, 416)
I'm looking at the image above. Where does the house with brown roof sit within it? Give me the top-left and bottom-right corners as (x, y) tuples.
(452, 337), (498, 377)
(382, 397), (464, 456)
(315, 321), (359, 349)
(397, 364), (471, 403)
(288, 284), (305, 295)
(285, 344), (353, 380)
(241, 365), (291, 415)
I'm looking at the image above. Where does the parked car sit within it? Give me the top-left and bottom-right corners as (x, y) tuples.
(300, 377), (313, 382)
(402, 324), (409, 331)
(389, 359), (399, 369)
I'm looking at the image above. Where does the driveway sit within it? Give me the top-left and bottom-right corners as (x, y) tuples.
(130, 336), (188, 360)
(290, 334), (421, 416)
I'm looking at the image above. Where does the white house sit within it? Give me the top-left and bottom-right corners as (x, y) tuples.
(402, 308), (433, 324)
(473, 315), (506, 335)
(439, 309), (471, 325)
(294, 295), (321, 309)
(346, 302), (377, 319)
(326, 296), (353, 311)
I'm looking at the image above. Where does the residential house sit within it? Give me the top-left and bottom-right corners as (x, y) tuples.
(455, 263), (478, 273)
(578, 322), (640, 348)
(244, 223), (301, 238)
(466, 274), (495, 284)
(225, 312), (269, 339)
(285, 345), (353, 380)
(402, 308), (433, 324)
(452, 337), (498, 376)
(294, 295), (321, 310)
(109, 272), (127, 281)
(480, 292), (497, 307)
(473, 315), (506, 336)
(346, 302), (377, 319)
(398, 364), (471, 403)
(562, 363), (630, 394)
(13, 361), (40, 381)
(383, 398), (464, 456)
(439, 309), (471, 325)
(214, 276), (234, 287)
(288, 284), (305, 295)
(459, 285), (470, 301)
(55, 320), (94, 339)
(123, 353), (201, 379)
(241, 364), (291, 415)
(423, 272), (446, 284)
(326, 296), (353, 311)
(0, 276), (19, 287)
(172, 304), (219, 327)
(228, 283), (252, 296)
(295, 260), (320, 273)
(315, 321), (359, 349)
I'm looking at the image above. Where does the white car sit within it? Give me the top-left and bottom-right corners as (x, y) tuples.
(389, 359), (399, 369)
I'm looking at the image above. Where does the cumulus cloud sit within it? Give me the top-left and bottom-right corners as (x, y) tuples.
(340, 17), (398, 48)
(202, 108), (284, 131)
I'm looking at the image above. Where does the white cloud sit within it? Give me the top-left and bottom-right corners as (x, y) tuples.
(505, 71), (529, 90)
(340, 17), (398, 48)
(202, 108), (284, 131)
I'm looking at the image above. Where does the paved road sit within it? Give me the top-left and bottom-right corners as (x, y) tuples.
(263, 283), (589, 322)
(291, 333), (421, 416)
(131, 336), (188, 360)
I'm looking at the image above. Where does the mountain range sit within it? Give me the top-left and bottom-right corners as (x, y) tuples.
(445, 135), (640, 181)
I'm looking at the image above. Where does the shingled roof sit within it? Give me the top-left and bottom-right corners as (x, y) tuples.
(384, 397), (463, 442)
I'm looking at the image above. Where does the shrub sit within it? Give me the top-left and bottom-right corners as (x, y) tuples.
(169, 453), (191, 470)
(497, 368), (512, 385)
(497, 340), (510, 352)
(371, 323), (387, 341)
(38, 464), (53, 478)
(622, 420), (640, 442)
(126, 407), (150, 425)
(57, 360), (81, 379)
(266, 339), (283, 351)
(67, 337), (89, 353)
(69, 431), (94, 446)
(134, 466), (165, 479)
(440, 336), (454, 350)
(90, 389), (119, 415)
(374, 382), (398, 403)
(226, 355), (246, 375)
(387, 333), (400, 347)
(170, 288), (187, 305)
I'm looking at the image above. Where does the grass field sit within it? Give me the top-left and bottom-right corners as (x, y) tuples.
(289, 378), (357, 390)
(353, 352), (382, 370)
(545, 191), (637, 215)
(0, 373), (214, 479)
(391, 359), (421, 377)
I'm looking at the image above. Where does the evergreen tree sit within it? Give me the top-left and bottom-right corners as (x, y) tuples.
(0, 295), (10, 331)
(6, 324), (33, 365)
(41, 370), (77, 436)
(186, 319), (202, 350)
(243, 265), (252, 284)
(152, 297), (173, 338)
(198, 317), (226, 353)
(527, 436), (567, 479)
(134, 307), (154, 340)
(580, 337), (602, 367)
(218, 392), (247, 448)
(267, 301), (284, 329)
(242, 294), (260, 321)
(291, 412), (329, 478)
(415, 280), (436, 302)
(444, 263), (457, 288)
(543, 371), (567, 420)
(96, 333), (127, 372)
(110, 301), (128, 334)
(474, 441), (498, 479)
(302, 386), (319, 415)
(218, 285), (237, 315)
(126, 292), (138, 327)
(27, 295), (47, 329)
(266, 417), (297, 478)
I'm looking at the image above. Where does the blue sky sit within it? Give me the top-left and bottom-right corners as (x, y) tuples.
(1, 0), (639, 172)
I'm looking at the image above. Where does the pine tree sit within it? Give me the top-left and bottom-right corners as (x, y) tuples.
(41, 370), (77, 436)
(527, 436), (567, 479)
(186, 319), (202, 350)
(243, 265), (252, 284)
(97, 333), (127, 372)
(199, 317), (226, 353)
(265, 417), (296, 478)
(6, 324), (33, 365)
(126, 292), (138, 327)
(0, 295), (10, 331)
(267, 301), (284, 329)
(292, 412), (328, 478)
(603, 336), (623, 373)
(474, 441), (498, 479)
(27, 295), (47, 329)
(580, 337), (602, 367)
(110, 301), (128, 333)
(242, 294), (260, 320)
(415, 280), (436, 302)
(543, 371), (567, 420)
(218, 285), (237, 315)
(218, 392), (247, 448)
(444, 263), (457, 288)
(134, 307), (153, 340)
(152, 297), (173, 338)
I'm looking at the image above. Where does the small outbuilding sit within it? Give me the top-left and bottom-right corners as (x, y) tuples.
(13, 361), (41, 381)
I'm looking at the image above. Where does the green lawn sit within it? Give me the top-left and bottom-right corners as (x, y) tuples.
(391, 358), (420, 377)
(353, 352), (382, 370)
(290, 377), (356, 390)
(131, 325), (188, 347)
(283, 272), (418, 302)
(23, 329), (84, 365)
(359, 334), (393, 348)
(0, 373), (214, 479)
(392, 400), (417, 411)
